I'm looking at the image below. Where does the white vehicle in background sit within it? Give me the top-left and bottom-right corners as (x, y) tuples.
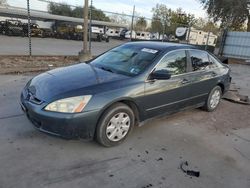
(91, 26), (109, 42)
(176, 27), (217, 46)
(106, 28), (120, 37)
(125, 30), (152, 40)
(125, 30), (136, 39)
(135, 31), (151, 40)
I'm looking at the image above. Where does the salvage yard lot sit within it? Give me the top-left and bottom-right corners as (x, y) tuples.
(0, 64), (250, 188)
(0, 36), (125, 56)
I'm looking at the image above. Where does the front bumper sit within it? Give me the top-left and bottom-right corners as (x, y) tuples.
(20, 95), (100, 140)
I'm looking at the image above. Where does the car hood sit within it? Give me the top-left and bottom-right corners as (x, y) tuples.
(27, 63), (130, 102)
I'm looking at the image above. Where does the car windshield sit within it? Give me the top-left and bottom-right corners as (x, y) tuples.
(91, 45), (161, 76)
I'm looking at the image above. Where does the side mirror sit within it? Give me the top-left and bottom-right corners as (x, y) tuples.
(149, 69), (171, 80)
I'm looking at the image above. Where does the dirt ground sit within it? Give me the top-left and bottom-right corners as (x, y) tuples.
(0, 56), (79, 74)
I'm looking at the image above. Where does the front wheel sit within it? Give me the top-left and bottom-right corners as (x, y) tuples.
(96, 103), (135, 147)
(203, 86), (222, 112)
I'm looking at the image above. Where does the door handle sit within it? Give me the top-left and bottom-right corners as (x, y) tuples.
(211, 72), (217, 77)
(181, 79), (190, 84)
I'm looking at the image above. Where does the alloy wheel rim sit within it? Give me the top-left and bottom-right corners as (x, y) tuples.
(106, 112), (131, 142)
(210, 89), (221, 109)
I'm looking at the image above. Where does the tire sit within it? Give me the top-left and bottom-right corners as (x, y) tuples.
(96, 103), (135, 147)
(203, 86), (222, 112)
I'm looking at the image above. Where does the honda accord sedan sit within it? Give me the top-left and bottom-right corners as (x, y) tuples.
(20, 42), (231, 147)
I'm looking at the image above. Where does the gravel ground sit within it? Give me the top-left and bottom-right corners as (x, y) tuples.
(0, 64), (249, 188)
(0, 36), (125, 56)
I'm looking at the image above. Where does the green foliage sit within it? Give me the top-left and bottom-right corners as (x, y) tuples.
(109, 13), (129, 25)
(151, 4), (196, 35)
(151, 4), (171, 33)
(194, 18), (220, 34)
(91, 6), (110, 22)
(47, 2), (110, 22)
(0, 0), (7, 5)
(199, 0), (250, 31)
(71, 7), (83, 18)
(135, 17), (147, 31)
(48, 2), (72, 17)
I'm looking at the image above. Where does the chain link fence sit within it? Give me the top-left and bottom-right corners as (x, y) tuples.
(0, 0), (220, 57)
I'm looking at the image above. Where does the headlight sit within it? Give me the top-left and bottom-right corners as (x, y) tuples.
(44, 95), (92, 113)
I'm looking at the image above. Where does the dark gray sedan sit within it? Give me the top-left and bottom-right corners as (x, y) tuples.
(20, 42), (231, 147)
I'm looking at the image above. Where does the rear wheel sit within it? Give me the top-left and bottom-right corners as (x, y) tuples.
(203, 86), (222, 112)
(96, 103), (134, 147)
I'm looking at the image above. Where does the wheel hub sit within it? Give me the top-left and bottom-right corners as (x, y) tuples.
(210, 89), (221, 109)
(106, 112), (130, 142)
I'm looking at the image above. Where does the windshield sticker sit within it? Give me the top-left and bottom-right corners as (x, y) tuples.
(130, 68), (140, 74)
(141, 48), (158, 54)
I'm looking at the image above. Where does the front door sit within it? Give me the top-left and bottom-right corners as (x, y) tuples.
(143, 50), (192, 118)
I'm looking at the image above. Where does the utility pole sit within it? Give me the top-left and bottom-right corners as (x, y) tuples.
(247, 0), (250, 31)
(79, 0), (91, 62)
(205, 31), (210, 50)
(130, 5), (135, 41)
(83, 0), (88, 54)
(88, 0), (93, 53)
(27, 0), (32, 57)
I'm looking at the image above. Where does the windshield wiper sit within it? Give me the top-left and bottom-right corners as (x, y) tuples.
(99, 66), (114, 73)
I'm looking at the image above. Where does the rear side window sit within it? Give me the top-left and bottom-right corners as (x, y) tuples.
(155, 50), (186, 75)
(189, 50), (210, 71)
(208, 54), (223, 68)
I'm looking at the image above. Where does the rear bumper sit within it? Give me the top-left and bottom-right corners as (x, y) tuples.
(20, 96), (100, 140)
(223, 75), (232, 94)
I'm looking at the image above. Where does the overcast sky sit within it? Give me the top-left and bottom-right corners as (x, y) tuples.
(7, 0), (207, 19)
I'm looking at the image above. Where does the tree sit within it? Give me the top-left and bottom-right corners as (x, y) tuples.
(48, 2), (110, 21)
(151, 4), (196, 35)
(151, 4), (171, 34)
(135, 17), (147, 31)
(168, 8), (196, 35)
(0, 0), (8, 6)
(91, 6), (110, 22)
(109, 13), (129, 25)
(194, 18), (220, 35)
(72, 7), (83, 18)
(199, 0), (250, 31)
(48, 2), (72, 17)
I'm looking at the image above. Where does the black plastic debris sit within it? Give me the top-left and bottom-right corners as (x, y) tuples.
(156, 157), (163, 161)
(223, 91), (250, 105)
(180, 161), (200, 177)
(222, 83), (250, 105)
(142, 183), (153, 188)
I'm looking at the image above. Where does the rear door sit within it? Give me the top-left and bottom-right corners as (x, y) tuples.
(185, 49), (221, 106)
(143, 50), (192, 118)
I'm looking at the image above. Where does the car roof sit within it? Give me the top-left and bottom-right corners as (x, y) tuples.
(124, 41), (197, 51)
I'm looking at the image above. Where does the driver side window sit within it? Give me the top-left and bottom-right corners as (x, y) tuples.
(155, 50), (187, 76)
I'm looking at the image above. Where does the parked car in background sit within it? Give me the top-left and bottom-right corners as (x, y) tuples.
(0, 21), (4, 34)
(106, 28), (120, 38)
(1, 19), (24, 36)
(119, 28), (128, 39)
(20, 42), (231, 147)
(134, 31), (151, 40)
(125, 30), (136, 39)
(22, 23), (43, 37)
